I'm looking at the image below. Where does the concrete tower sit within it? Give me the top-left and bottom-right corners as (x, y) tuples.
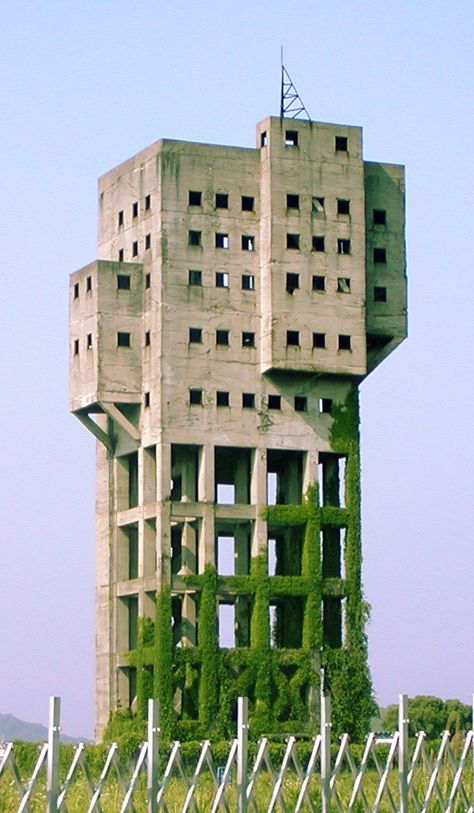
(70, 116), (406, 739)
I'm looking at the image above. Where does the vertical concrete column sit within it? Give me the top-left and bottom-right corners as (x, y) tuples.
(181, 449), (197, 502)
(156, 443), (172, 585)
(181, 521), (197, 574)
(281, 456), (300, 504)
(198, 444), (215, 571)
(95, 430), (114, 736)
(303, 450), (318, 495)
(143, 520), (156, 578)
(251, 448), (267, 558)
(235, 452), (249, 504)
(181, 594), (197, 646)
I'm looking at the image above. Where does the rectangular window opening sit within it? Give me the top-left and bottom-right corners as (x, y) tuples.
(189, 230), (202, 247)
(215, 233), (229, 249)
(313, 332), (326, 349)
(268, 538), (276, 576)
(319, 397), (333, 414)
(145, 273), (151, 289)
(242, 195), (254, 211)
(145, 194), (151, 211)
(337, 277), (351, 294)
(242, 332), (255, 348)
(86, 333), (92, 349)
(215, 446), (251, 504)
(144, 391), (150, 408)
(118, 249), (124, 262)
(337, 238), (351, 255)
(86, 276), (92, 292)
(242, 392), (255, 409)
(312, 275), (325, 292)
(171, 444), (199, 501)
(73, 283), (79, 300)
(285, 130), (298, 146)
(294, 395), (307, 413)
(73, 338), (79, 356)
(145, 330), (151, 347)
(145, 234), (151, 250)
(373, 209), (386, 225)
(318, 453), (346, 507)
(286, 193), (299, 209)
(117, 332), (131, 348)
(374, 286), (387, 302)
(312, 196), (325, 213)
(216, 329), (229, 346)
(132, 202), (139, 218)
(337, 199), (350, 215)
(286, 273), (299, 294)
(132, 240), (138, 257)
(374, 247), (387, 263)
(260, 131), (267, 147)
(242, 274), (255, 290)
(268, 394), (281, 410)
(189, 327), (202, 344)
(323, 596), (342, 648)
(312, 235), (325, 252)
(216, 535), (235, 576)
(216, 391), (230, 407)
(286, 330), (300, 347)
(267, 449), (304, 505)
(118, 210), (124, 227)
(189, 389), (202, 405)
(338, 334), (351, 351)
(241, 235), (255, 251)
(335, 136), (348, 152)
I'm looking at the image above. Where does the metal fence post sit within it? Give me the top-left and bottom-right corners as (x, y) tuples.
(321, 693), (331, 813)
(237, 697), (248, 813)
(47, 696), (60, 813)
(398, 693), (409, 813)
(147, 699), (160, 813)
(472, 692), (474, 811)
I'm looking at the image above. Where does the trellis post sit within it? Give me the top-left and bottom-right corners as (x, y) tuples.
(46, 696), (60, 813)
(237, 697), (248, 813)
(147, 699), (160, 813)
(398, 693), (409, 813)
(321, 692), (331, 813)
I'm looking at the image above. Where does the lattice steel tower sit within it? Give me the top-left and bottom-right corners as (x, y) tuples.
(70, 116), (406, 738)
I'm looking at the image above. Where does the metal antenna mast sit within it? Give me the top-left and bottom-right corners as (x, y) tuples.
(280, 47), (310, 120)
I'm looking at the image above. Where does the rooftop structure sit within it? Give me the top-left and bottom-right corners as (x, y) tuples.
(70, 116), (406, 739)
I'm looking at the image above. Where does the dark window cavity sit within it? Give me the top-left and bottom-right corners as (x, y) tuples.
(242, 332), (255, 348)
(145, 273), (151, 289)
(132, 202), (139, 217)
(294, 396), (307, 412)
(144, 392), (150, 408)
(242, 393), (255, 408)
(268, 394), (281, 409)
(260, 131), (267, 147)
(118, 275), (131, 290)
(312, 196), (325, 213)
(285, 130), (298, 146)
(337, 238), (351, 255)
(337, 277), (351, 293)
(145, 330), (151, 347)
(286, 330), (300, 346)
(374, 247), (387, 263)
(145, 234), (151, 250)
(242, 274), (255, 290)
(86, 334), (92, 349)
(117, 332), (131, 347)
(241, 235), (255, 251)
(335, 136), (348, 151)
(216, 391), (230, 407)
(320, 398), (333, 413)
(73, 283), (79, 300)
(286, 193), (299, 209)
(216, 272), (229, 288)
(189, 389), (202, 405)
(73, 339), (79, 356)
(286, 273), (299, 294)
(374, 286), (387, 302)
(215, 233), (229, 249)
(215, 193), (228, 209)
(118, 249), (124, 262)
(373, 209), (386, 225)
(337, 199), (350, 215)
(132, 241), (138, 257)
(189, 230), (201, 246)
(189, 327), (202, 344)
(313, 332), (326, 348)
(312, 235), (325, 252)
(312, 275), (325, 292)
(145, 194), (151, 211)
(242, 196), (254, 211)
(338, 334), (351, 351)
(86, 276), (92, 292)
(189, 269), (202, 286)
(216, 329), (229, 346)
(118, 210), (124, 227)
(287, 233), (300, 249)
(188, 190), (202, 206)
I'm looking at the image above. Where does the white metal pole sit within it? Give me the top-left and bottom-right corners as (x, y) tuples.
(237, 697), (248, 813)
(147, 699), (160, 813)
(398, 693), (409, 813)
(321, 693), (331, 813)
(472, 692), (473, 811)
(46, 696), (60, 813)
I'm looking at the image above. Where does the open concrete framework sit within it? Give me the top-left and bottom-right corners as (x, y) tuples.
(70, 116), (406, 739)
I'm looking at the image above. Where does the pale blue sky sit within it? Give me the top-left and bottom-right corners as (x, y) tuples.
(1, 1), (473, 738)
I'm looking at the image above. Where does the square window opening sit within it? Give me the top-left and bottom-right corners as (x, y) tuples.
(216, 329), (229, 346)
(189, 269), (202, 286)
(189, 327), (202, 344)
(286, 193), (299, 209)
(338, 334), (351, 351)
(215, 233), (229, 249)
(373, 208), (386, 225)
(117, 332), (131, 348)
(335, 136), (348, 152)
(312, 275), (325, 292)
(242, 274), (255, 290)
(188, 190), (202, 206)
(374, 247), (387, 263)
(286, 330), (300, 347)
(374, 286), (387, 302)
(337, 238), (351, 255)
(216, 272), (229, 288)
(241, 235), (255, 251)
(294, 396), (307, 412)
(242, 332), (255, 348)
(215, 193), (228, 209)
(242, 195), (254, 211)
(189, 230), (202, 247)
(189, 388), (202, 406)
(313, 332), (326, 349)
(312, 235), (325, 252)
(268, 394), (281, 410)
(319, 398), (333, 414)
(337, 277), (351, 294)
(286, 233), (300, 250)
(337, 199), (350, 215)
(117, 274), (131, 290)
(312, 196), (325, 213)
(285, 130), (298, 146)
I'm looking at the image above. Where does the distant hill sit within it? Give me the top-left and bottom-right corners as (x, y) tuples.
(0, 712), (90, 744)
